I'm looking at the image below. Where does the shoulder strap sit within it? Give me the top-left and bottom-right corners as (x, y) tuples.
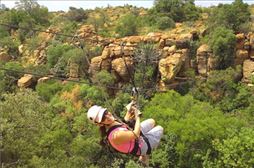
(106, 124), (123, 138)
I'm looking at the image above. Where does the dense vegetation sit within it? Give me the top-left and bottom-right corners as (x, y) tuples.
(0, 0), (254, 167)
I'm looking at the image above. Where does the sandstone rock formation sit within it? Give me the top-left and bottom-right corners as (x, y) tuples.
(196, 44), (212, 76)
(159, 53), (183, 83)
(111, 57), (133, 82)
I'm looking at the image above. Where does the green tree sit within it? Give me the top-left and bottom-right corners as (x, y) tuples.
(207, 0), (250, 32)
(66, 7), (88, 22)
(0, 62), (24, 96)
(153, 0), (200, 22)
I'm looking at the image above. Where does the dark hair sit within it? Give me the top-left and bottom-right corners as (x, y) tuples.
(99, 126), (107, 146)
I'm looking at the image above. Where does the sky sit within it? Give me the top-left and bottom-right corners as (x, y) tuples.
(1, 0), (254, 11)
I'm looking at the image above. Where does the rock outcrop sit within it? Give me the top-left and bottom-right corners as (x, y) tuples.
(243, 59), (254, 83)
(0, 51), (11, 62)
(111, 57), (133, 82)
(159, 53), (183, 83)
(196, 44), (212, 76)
(17, 74), (34, 88)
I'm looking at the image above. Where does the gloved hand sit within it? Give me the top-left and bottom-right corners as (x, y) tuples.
(126, 100), (135, 112)
(132, 107), (142, 119)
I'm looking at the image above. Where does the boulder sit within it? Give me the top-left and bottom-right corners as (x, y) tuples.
(165, 39), (176, 47)
(0, 52), (11, 62)
(236, 33), (245, 49)
(89, 56), (111, 75)
(196, 44), (212, 76)
(249, 50), (254, 60)
(18, 45), (24, 55)
(123, 46), (134, 56)
(235, 49), (249, 65)
(112, 46), (122, 56)
(159, 53), (183, 83)
(111, 57), (133, 81)
(127, 36), (142, 43)
(159, 39), (165, 48)
(101, 46), (110, 59)
(249, 33), (254, 49)
(243, 59), (254, 83)
(162, 45), (177, 57)
(197, 44), (211, 54)
(175, 39), (189, 49)
(17, 74), (34, 88)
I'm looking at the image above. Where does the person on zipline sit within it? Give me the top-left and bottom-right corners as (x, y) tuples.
(87, 102), (164, 166)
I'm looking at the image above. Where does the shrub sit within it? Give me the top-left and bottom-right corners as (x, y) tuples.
(115, 13), (138, 37)
(206, 27), (236, 69)
(0, 36), (20, 57)
(36, 80), (63, 102)
(46, 43), (73, 68)
(143, 90), (245, 167)
(66, 7), (88, 22)
(203, 127), (254, 167)
(156, 16), (175, 30)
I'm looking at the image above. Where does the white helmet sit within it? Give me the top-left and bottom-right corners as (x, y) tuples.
(87, 105), (107, 124)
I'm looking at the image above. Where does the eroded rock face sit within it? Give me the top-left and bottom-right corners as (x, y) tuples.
(196, 44), (212, 76)
(17, 74), (34, 88)
(236, 33), (245, 50)
(89, 56), (111, 75)
(243, 59), (254, 83)
(159, 53), (183, 83)
(111, 57), (133, 82)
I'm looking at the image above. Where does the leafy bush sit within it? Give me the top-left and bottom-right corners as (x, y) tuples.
(0, 62), (24, 95)
(156, 16), (175, 30)
(46, 43), (73, 68)
(203, 127), (254, 168)
(92, 70), (115, 87)
(115, 13), (138, 37)
(36, 80), (63, 102)
(206, 27), (236, 69)
(0, 25), (9, 38)
(0, 36), (20, 57)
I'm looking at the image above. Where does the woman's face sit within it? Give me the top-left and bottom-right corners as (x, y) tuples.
(97, 111), (114, 126)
